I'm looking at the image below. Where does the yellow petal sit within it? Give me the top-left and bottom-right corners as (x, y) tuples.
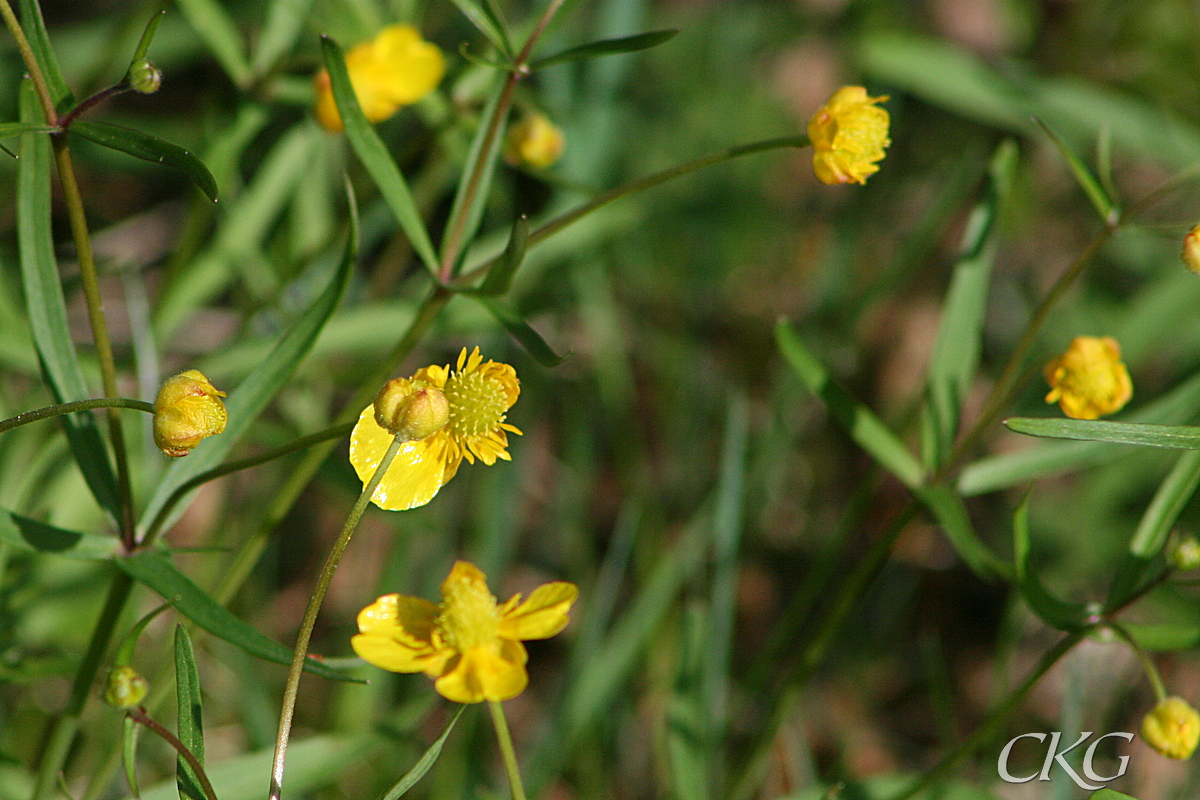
(349, 405), (460, 510)
(352, 631), (439, 673)
(353, 593), (447, 673)
(498, 582), (578, 641)
(434, 645), (528, 703)
(356, 593), (438, 638)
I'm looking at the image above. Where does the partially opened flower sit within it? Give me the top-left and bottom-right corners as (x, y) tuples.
(349, 347), (521, 510)
(1142, 696), (1200, 759)
(807, 86), (890, 185)
(314, 24), (445, 132)
(352, 560), (578, 703)
(504, 112), (565, 170)
(152, 369), (227, 457)
(1044, 336), (1132, 420)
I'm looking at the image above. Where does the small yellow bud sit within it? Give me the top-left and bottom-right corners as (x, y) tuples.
(153, 369), (228, 457)
(104, 665), (149, 709)
(808, 86), (891, 185)
(504, 113), (565, 170)
(128, 60), (162, 94)
(373, 379), (450, 442)
(1043, 336), (1133, 420)
(1171, 536), (1200, 571)
(1141, 696), (1200, 759)
(1183, 223), (1200, 275)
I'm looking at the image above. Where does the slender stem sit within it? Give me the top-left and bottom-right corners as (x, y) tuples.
(127, 707), (219, 800)
(886, 631), (1086, 800)
(1108, 621), (1168, 701)
(58, 83), (132, 130)
(31, 570), (135, 800)
(0, 398), (154, 435)
(489, 700), (528, 800)
(437, 0), (567, 281)
(268, 433), (406, 800)
(0, 0), (58, 124)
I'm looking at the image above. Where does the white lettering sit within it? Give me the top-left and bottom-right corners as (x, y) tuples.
(1082, 732), (1134, 783)
(997, 733), (1047, 783)
(1038, 731), (1102, 791)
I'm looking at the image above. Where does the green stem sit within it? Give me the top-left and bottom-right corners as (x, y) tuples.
(886, 631), (1085, 800)
(32, 569), (135, 800)
(0, 398), (154, 435)
(268, 433), (406, 800)
(489, 700), (528, 800)
(1108, 621), (1168, 702)
(0, 0), (58, 124)
(127, 706), (219, 800)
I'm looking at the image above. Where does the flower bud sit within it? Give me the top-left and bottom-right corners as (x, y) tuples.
(153, 369), (228, 457)
(1141, 696), (1200, 759)
(129, 60), (162, 94)
(373, 379), (450, 442)
(504, 113), (565, 170)
(104, 665), (149, 709)
(1183, 223), (1200, 275)
(1171, 536), (1200, 571)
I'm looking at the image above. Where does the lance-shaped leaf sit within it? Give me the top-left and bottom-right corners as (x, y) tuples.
(320, 35), (439, 275)
(0, 122), (55, 138)
(915, 484), (1008, 580)
(1012, 493), (1088, 629)
(250, 0), (317, 78)
(378, 706), (466, 800)
(1129, 450), (1200, 559)
(531, 29), (680, 70)
(478, 215), (528, 296)
(475, 296), (565, 367)
(1005, 418), (1200, 450)
(174, 0), (252, 87)
(116, 552), (362, 683)
(18, 81), (121, 521)
(175, 626), (206, 800)
(123, 716), (141, 799)
(447, 0), (512, 59)
(0, 507), (120, 560)
(70, 122), (218, 202)
(1034, 117), (1115, 222)
(18, 0), (73, 111)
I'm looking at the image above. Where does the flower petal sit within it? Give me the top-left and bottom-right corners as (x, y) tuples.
(352, 593), (443, 673)
(434, 645), (528, 703)
(498, 582), (578, 641)
(350, 405), (461, 510)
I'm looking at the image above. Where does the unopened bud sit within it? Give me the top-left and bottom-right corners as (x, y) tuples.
(1172, 536), (1200, 571)
(373, 380), (450, 441)
(504, 113), (565, 170)
(153, 369), (228, 457)
(129, 60), (162, 94)
(105, 666), (149, 709)
(1142, 696), (1200, 759)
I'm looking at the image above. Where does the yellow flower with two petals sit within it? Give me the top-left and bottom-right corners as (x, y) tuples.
(1043, 336), (1132, 420)
(349, 347), (521, 510)
(807, 86), (891, 185)
(314, 24), (445, 132)
(352, 560), (577, 703)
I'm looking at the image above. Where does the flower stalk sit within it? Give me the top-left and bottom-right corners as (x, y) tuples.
(490, 700), (528, 800)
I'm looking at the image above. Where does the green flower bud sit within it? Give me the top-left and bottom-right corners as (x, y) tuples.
(105, 665), (149, 709)
(373, 379), (450, 442)
(129, 60), (162, 94)
(1171, 536), (1200, 571)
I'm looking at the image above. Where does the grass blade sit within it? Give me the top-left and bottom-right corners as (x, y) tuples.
(70, 121), (218, 202)
(1129, 450), (1200, 558)
(531, 29), (679, 70)
(377, 706), (466, 800)
(18, 0), (73, 110)
(1033, 117), (1115, 221)
(1004, 418), (1200, 449)
(174, 625), (206, 800)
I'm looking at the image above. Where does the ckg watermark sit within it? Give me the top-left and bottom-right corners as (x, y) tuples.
(998, 731), (1134, 791)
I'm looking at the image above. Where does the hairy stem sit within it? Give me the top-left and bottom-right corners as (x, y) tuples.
(0, 398), (154, 435)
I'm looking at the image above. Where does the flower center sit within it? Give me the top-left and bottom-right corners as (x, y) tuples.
(444, 370), (508, 437)
(436, 573), (500, 651)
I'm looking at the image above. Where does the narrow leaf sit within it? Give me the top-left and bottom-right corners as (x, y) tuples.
(320, 36), (439, 275)
(377, 705), (466, 800)
(1034, 117), (1115, 221)
(18, 81), (122, 520)
(447, 0), (512, 58)
(1005, 418), (1200, 449)
(70, 122), (218, 202)
(1129, 450), (1200, 558)
(1089, 790), (1139, 800)
(250, 0), (316, 78)
(479, 216), (529, 296)
(915, 484), (1008, 580)
(129, 10), (165, 67)
(776, 319), (923, 489)
(18, 0), (73, 110)
(116, 552), (363, 683)
(475, 297), (565, 367)
(174, 0), (252, 86)
(0, 122), (56, 138)
(1119, 622), (1200, 652)
(174, 625), (206, 800)
(531, 29), (680, 70)
(441, 74), (507, 275)
(137, 186), (358, 539)
(0, 507), (119, 560)
(1012, 492), (1088, 629)
(124, 716), (142, 799)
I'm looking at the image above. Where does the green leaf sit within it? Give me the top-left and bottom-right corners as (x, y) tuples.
(1105, 552), (1161, 613)
(1033, 117), (1115, 222)
(530, 29), (680, 70)
(123, 716), (141, 800)
(250, 0), (316, 78)
(922, 141), (1015, 468)
(116, 552), (362, 683)
(18, 81), (122, 522)
(478, 215), (529, 296)
(1011, 492), (1088, 629)
(137, 185), (358, 539)
(0, 507), (119, 560)
(447, 0), (513, 59)
(1119, 621), (1200, 652)
(320, 36), (439, 275)
(915, 484), (1008, 580)
(70, 122), (218, 202)
(0, 123), (55, 139)
(667, 605), (713, 800)
(174, 0), (252, 87)
(1004, 418), (1200, 449)
(18, 0), (74, 111)
(174, 625), (206, 800)
(1129, 450), (1200, 558)
(377, 706), (466, 800)
(474, 297), (566, 367)
(776, 319), (923, 489)
(1089, 789), (1140, 800)
(129, 9), (165, 67)
(442, 74), (507, 275)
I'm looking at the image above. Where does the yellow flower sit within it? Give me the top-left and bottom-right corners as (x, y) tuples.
(152, 369), (228, 457)
(349, 347), (521, 510)
(1141, 696), (1200, 759)
(314, 24), (445, 132)
(352, 560), (577, 703)
(504, 113), (565, 170)
(807, 86), (891, 185)
(1043, 336), (1133, 420)
(1182, 223), (1200, 274)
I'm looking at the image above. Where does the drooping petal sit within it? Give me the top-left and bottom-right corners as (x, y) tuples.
(434, 645), (528, 703)
(356, 593), (438, 638)
(498, 582), (578, 641)
(350, 405), (461, 510)
(352, 593), (443, 673)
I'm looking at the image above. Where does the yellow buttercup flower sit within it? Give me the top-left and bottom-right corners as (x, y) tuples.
(1043, 336), (1132, 420)
(1141, 696), (1200, 759)
(152, 369), (227, 457)
(349, 347), (521, 510)
(352, 560), (577, 703)
(314, 24), (445, 132)
(807, 86), (890, 185)
(504, 112), (565, 170)
(1182, 223), (1200, 274)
